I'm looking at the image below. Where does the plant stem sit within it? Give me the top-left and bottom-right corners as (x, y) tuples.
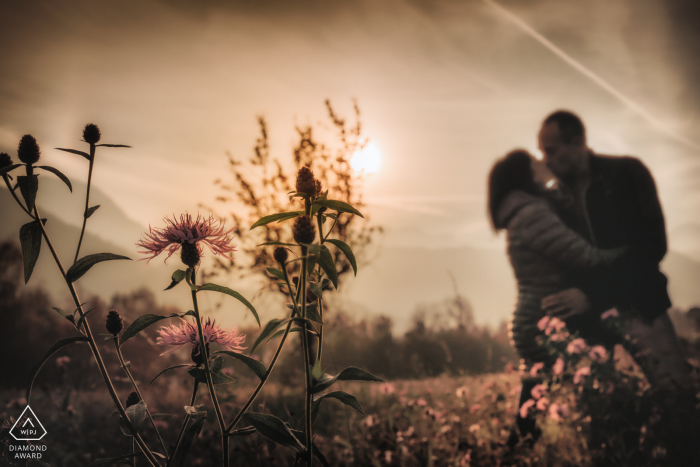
(167, 381), (199, 467)
(114, 339), (169, 457)
(31, 204), (161, 467)
(302, 198), (313, 466)
(315, 213), (325, 365)
(74, 143), (95, 263)
(189, 273), (228, 467)
(3, 174), (31, 216)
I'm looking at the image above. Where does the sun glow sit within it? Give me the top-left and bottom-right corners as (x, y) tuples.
(350, 142), (383, 173)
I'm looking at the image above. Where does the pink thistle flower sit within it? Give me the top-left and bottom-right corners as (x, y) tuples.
(530, 384), (546, 400)
(553, 357), (565, 375)
(519, 399), (536, 418)
(537, 316), (550, 331)
(601, 308), (619, 320)
(536, 397), (549, 411)
(156, 316), (245, 356)
(529, 361), (544, 377)
(137, 213), (236, 265)
(589, 345), (608, 362)
(573, 366), (591, 384)
(567, 338), (587, 354)
(548, 402), (569, 421)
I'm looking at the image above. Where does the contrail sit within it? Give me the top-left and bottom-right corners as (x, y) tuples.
(483, 0), (700, 152)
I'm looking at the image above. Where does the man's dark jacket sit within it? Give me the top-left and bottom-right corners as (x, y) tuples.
(561, 153), (671, 321)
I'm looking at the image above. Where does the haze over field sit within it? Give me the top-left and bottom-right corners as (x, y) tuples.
(1, 0), (699, 331)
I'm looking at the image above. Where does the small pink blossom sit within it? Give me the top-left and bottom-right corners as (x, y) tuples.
(548, 402), (570, 421)
(529, 362), (544, 377)
(553, 357), (565, 375)
(416, 398), (428, 407)
(601, 308), (619, 320)
(137, 213), (236, 264)
(545, 317), (566, 335)
(455, 386), (469, 398)
(537, 316), (550, 331)
(519, 399), (536, 418)
(468, 423), (481, 433)
(589, 345), (608, 362)
(56, 356), (71, 369)
(156, 316), (245, 356)
(469, 404), (482, 413)
(530, 384), (546, 400)
(573, 366), (591, 384)
(536, 397), (549, 411)
(379, 383), (396, 395)
(550, 331), (570, 341)
(460, 451), (472, 467)
(567, 338), (587, 354)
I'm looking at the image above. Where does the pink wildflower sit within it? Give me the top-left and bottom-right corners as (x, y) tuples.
(455, 386), (469, 398)
(537, 316), (550, 331)
(529, 361), (544, 377)
(519, 399), (536, 418)
(379, 383), (396, 395)
(530, 384), (546, 400)
(545, 317), (566, 336)
(601, 308), (619, 320)
(536, 397), (549, 411)
(589, 345), (608, 362)
(137, 213), (236, 265)
(156, 316), (245, 356)
(553, 357), (565, 375)
(567, 338), (587, 354)
(416, 398), (428, 407)
(573, 366), (591, 384)
(460, 451), (472, 467)
(469, 404), (481, 413)
(548, 402), (570, 421)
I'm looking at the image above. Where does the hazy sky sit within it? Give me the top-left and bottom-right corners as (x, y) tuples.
(1, 0), (699, 327)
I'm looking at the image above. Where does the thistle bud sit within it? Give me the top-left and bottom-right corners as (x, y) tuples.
(295, 167), (317, 197)
(293, 215), (316, 245)
(83, 123), (101, 144)
(105, 309), (123, 335)
(125, 391), (141, 408)
(273, 247), (288, 265)
(180, 242), (201, 268)
(0, 152), (12, 168)
(17, 135), (40, 165)
(314, 180), (322, 198)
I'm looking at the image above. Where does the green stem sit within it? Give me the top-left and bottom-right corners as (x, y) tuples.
(167, 381), (199, 467)
(302, 198), (313, 466)
(74, 143), (95, 263)
(314, 213), (325, 365)
(114, 339), (169, 457)
(31, 204), (160, 467)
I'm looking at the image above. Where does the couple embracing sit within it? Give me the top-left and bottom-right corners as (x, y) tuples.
(488, 111), (691, 440)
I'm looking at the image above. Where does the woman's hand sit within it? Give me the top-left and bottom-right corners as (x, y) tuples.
(542, 287), (591, 320)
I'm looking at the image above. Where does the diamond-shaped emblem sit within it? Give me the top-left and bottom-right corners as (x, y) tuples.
(10, 406), (47, 441)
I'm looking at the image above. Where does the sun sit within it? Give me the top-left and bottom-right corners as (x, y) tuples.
(350, 142), (383, 173)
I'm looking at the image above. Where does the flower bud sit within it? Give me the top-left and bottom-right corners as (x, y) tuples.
(125, 391), (141, 408)
(0, 152), (12, 168)
(180, 242), (201, 268)
(293, 215), (316, 245)
(83, 123), (101, 144)
(105, 309), (123, 335)
(314, 180), (322, 198)
(17, 135), (41, 165)
(273, 247), (288, 265)
(295, 167), (317, 197)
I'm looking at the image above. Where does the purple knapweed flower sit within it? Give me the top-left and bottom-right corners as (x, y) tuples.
(156, 316), (245, 357)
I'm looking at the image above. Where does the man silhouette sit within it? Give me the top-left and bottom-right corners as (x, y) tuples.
(537, 110), (689, 388)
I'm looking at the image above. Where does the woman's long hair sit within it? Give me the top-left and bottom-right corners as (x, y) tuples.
(487, 150), (538, 231)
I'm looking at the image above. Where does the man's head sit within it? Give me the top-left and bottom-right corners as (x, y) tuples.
(538, 110), (589, 180)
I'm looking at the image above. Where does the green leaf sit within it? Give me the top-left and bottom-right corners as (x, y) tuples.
(312, 366), (384, 394)
(0, 163), (23, 176)
(225, 426), (257, 437)
(215, 350), (267, 381)
(164, 269), (187, 291)
(120, 401), (148, 436)
(324, 239), (357, 276)
(75, 307), (97, 331)
(66, 253), (131, 283)
(311, 391), (364, 424)
(19, 219), (44, 284)
(242, 413), (305, 451)
(188, 366), (236, 385)
(318, 245), (338, 289)
(55, 147), (91, 160)
(198, 283), (259, 327)
(251, 318), (291, 353)
(85, 205), (100, 218)
(305, 302), (322, 324)
(256, 241), (296, 247)
(250, 211), (302, 230)
(313, 199), (364, 218)
(150, 364), (192, 386)
(170, 412), (207, 467)
(209, 355), (224, 373)
(120, 313), (180, 346)
(96, 143), (132, 148)
(309, 281), (324, 300)
(267, 327), (303, 343)
(265, 267), (285, 281)
(27, 336), (89, 403)
(36, 165), (72, 192)
(289, 432), (331, 467)
(17, 175), (39, 211)
(51, 307), (70, 320)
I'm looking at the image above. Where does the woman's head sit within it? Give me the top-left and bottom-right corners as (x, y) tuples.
(487, 150), (539, 231)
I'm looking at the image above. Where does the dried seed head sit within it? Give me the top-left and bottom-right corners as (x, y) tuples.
(17, 135), (41, 165)
(293, 215), (316, 245)
(180, 241), (201, 268)
(83, 123), (101, 144)
(125, 391), (141, 408)
(106, 310), (123, 335)
(295, 167), (317, 197)
(273, 247), (288, 265)
(0, 152), (12, 168)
